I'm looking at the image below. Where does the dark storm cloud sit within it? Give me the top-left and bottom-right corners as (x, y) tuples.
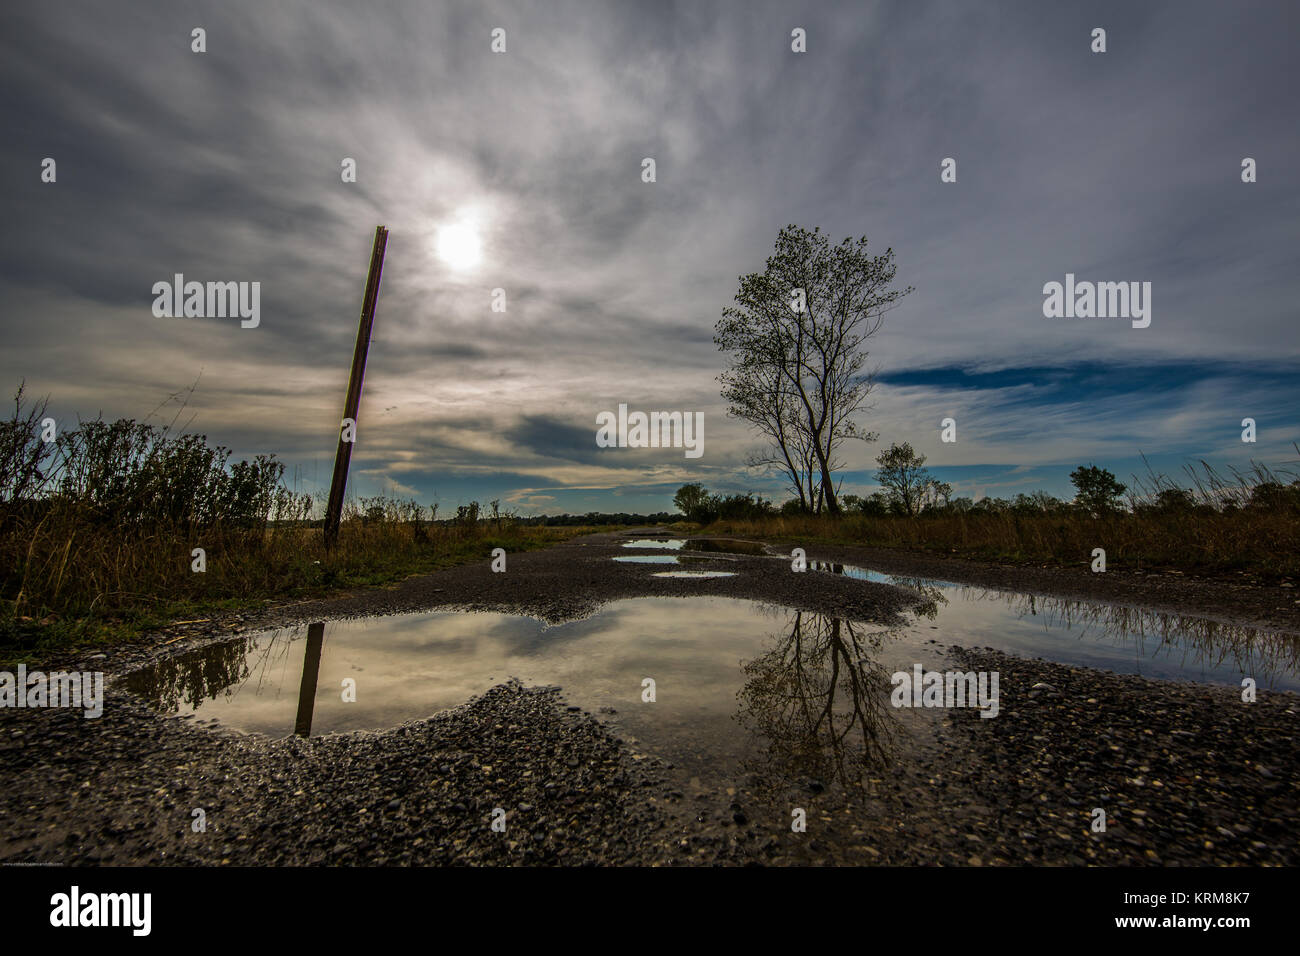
(503, 414), (606, 463)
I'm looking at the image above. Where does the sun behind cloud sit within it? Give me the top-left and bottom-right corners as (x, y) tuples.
(435, 221), (483, 271)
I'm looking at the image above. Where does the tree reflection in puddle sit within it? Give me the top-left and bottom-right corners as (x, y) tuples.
(987, 590), (1300, 684)
(125, 624), (329, 736)
(736, 610), (901, 800)
(123, 635), (256, 714)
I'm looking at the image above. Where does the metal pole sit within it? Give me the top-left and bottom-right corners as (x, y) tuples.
(324, 226), (388, 550)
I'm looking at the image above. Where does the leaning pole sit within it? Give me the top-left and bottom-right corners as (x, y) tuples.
(323, 225), (389, 551)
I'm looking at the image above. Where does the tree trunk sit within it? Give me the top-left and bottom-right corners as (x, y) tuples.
(814, 445), (840, 514)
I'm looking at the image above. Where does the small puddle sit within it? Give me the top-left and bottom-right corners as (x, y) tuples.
(810, 561), (904, 584)
(621, 539), (685, 550)
(651, 570), (737, 579)
(126, 599), (858, 778)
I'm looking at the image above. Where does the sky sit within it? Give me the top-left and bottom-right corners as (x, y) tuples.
(3, 0), (1297, 515)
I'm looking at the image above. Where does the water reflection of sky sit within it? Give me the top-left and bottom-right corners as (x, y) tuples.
(126, 568), (1300, 756)
(809, 562), (1300, 692)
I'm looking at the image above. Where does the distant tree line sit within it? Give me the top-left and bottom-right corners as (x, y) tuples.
(511, 511), (681, 527)
(675, 441), (1300, 522)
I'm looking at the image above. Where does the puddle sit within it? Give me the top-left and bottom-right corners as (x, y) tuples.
(810, 561), (914, 585)
(650, 570), (737, 579)
(125, 597), (915, 799)
(621, 539), (685, 550)
(809, 562), (1300, 691)
(126, 599), (869, 764)
(125, 566), (1300, 798)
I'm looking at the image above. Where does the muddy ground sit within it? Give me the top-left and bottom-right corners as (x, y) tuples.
(1, 529), (1296, 866)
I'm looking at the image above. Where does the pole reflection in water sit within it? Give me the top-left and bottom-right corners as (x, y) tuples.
(293, 622), (326, 737)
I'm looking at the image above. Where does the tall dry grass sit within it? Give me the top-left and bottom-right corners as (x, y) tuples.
(710, 460), (1300, 579)
(0, 384), (586, 660)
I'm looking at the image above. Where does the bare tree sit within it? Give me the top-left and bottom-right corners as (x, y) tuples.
(716, 225), (911, 514)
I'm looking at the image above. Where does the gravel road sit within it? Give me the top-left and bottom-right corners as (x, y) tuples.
(2, 529), (1295, 866)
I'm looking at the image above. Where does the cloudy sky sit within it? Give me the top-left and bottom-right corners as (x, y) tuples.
(4, 0), (1297, 515)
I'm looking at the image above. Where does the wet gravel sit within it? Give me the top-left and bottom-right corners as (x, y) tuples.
(643, 643), (1300, 867)
(942, 646), (1299, 865)
(0, 680), (682, 865)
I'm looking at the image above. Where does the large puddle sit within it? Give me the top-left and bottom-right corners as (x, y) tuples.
(125, 562), (1300, 793)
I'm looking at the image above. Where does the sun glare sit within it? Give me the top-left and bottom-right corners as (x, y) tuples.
(436, 222), (483, 270)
